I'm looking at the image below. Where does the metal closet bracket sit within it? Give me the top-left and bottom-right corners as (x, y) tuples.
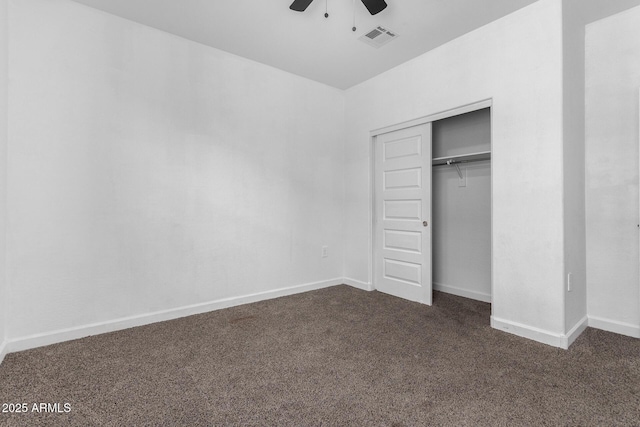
(446, 159), (464, 179)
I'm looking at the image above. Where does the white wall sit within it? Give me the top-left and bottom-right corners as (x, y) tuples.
(6, 0), (345, 344)
(560, 0), (640, 346)
(586, 5), (640, 338)
(433, 162), (491, 302)
(0, 0), (8, 362)
(345, 0), (568, 345)
(562, 0), (588, 339)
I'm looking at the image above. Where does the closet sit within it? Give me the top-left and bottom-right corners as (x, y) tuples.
(372, 103), (491, 307)
(432, 108), (491, 302)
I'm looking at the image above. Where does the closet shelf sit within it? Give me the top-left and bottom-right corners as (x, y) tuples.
(432, 150), (491, 166)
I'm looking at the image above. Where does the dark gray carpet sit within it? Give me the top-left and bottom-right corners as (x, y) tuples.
(0, 285), (639, 426)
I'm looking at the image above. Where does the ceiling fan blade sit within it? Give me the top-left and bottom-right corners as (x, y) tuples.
(360, 0), (387, 15)
(290, 0), (315, 12)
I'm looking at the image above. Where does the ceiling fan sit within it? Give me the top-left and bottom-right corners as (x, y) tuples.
(289, 0), (388, 16)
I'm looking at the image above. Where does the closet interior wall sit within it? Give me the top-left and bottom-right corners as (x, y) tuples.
(432, 108), (492, 303)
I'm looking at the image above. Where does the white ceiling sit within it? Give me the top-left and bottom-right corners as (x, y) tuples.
(71, 0), (539, 89)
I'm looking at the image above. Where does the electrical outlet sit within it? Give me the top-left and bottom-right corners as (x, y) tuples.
(567, 272), (572, 292)
(321, 246), (328, 258)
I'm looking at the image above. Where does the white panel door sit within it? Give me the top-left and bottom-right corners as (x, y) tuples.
(374, 123), (432, 305)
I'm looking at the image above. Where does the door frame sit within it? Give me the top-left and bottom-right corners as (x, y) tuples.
(370, 98), (494, 306)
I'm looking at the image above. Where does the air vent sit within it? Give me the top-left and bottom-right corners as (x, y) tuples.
(358, 26), (398, 48)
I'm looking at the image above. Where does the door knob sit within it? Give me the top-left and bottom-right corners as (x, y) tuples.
(423, 220), (428, 227)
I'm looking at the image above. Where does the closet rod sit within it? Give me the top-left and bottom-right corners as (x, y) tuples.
(432, 150), (491, 167)
(431, 157), (490, 167)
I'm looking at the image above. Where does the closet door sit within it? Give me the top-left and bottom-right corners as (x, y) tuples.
(374, 123), (432, 305)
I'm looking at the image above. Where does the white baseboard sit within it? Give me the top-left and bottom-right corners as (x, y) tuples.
(588, 315), (640, 339)
(342, 277), (373, 291)
(433, 282), (491, 303)
(565, 315), (589, 347)
(5, 277), (344, 356)
(491, 316), (568, 349)
(0, 340), (7, 365)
